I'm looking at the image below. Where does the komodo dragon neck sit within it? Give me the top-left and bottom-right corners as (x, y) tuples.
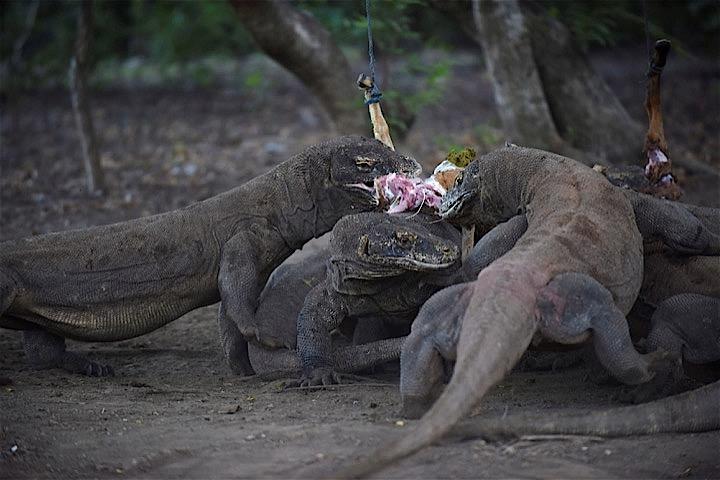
(211, 154), (358, 253)
(475, 150), (546, 223)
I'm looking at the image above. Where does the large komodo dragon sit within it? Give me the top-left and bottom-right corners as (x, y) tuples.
(0, 136), (420, 376)
(341, 145), (720, 478)
(249, 212), (476, 382)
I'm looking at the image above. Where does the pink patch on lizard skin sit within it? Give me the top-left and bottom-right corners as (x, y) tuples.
(375, 173), (444, 214)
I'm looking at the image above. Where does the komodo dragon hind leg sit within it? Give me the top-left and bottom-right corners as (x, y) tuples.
(400, 283), (473, 419)
(537, 272), (664, 386)
(23, 330), (114, 376)
(621, 294), (720, 404)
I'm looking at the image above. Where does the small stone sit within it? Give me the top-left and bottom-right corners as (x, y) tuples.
(394, 420), (405, 427)
(10, 445), (18, 453)
(315, 453), (325, 460)
(245, 434), (256, 441)
(604, 449), (612, 456)
(581, 446), (588, 451)
(225, 405), (241, 414)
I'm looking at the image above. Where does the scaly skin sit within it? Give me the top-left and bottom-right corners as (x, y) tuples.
(249, 212), (504, 379)
(0, 136), (420, 377)
(295, 212), (472, 386)
(451, 294), (720, 439)
(340, 145), (652, 478)
(341, 146), (720, 478)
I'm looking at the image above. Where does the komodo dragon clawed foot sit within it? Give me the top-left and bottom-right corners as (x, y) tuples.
(23, 330), (114, 377)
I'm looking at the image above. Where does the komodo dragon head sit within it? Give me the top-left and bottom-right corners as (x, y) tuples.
(438, 159), (509, 229)
(320, 135), (421, 211)
(328, 213), (460, 282)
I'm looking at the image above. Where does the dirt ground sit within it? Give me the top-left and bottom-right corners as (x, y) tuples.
(1, 49), (719, 479)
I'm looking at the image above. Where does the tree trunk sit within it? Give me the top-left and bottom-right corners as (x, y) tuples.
(69, 0), (104, 194)
(471, 0), (565, 152)
(230, 0), (366, 134)
(526, 14), (642, 164)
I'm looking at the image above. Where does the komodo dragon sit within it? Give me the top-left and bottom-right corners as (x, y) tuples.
(339, 145), (720, 478)
(0, 136), (420, 376)
(294, 212), (474, 386)
(246, 211), (502, 379)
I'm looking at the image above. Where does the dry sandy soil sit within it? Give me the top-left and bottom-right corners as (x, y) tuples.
(1, 49), (719, 478)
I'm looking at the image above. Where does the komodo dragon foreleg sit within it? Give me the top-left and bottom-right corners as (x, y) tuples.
(218, 230), (292, 376)
(627, 191), (720, 255)
(294, 281), (350, 386)
(466, 215), (527, 274)
(217, 232), (264, 376)
(400, 283), (473, 418)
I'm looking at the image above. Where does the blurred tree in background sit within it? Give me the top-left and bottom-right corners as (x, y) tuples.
(1, 0), (718, 149)
(3, 0), (716, 89)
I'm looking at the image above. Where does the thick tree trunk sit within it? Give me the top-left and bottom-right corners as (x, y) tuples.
(471, 0), (565, 152)
(69, 0), (104, 194)
(231, 0), (366, 134)
(526, 14), (642, 164)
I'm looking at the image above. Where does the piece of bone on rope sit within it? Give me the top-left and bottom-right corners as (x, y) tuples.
(642, 39), (681, 200)
(357, 73), (394, 151)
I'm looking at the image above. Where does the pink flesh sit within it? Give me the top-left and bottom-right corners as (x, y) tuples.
(375, 173), (444, 213)
(645, 148), (668, 176)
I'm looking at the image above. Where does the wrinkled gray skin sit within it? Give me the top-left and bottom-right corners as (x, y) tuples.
(0, 136), (420, 377)
(340, 145), (720, 479)
(294, 212), (475, 387)
(247, 248), (405, 377)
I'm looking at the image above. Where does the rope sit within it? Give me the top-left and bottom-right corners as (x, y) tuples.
(642, 0), (652, 66)
(364, 0), (382, 105)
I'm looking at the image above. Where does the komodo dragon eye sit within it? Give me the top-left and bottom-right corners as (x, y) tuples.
(395, 231), (417, 246)
(453, 172), (464, 188)
(354, 156), (378, 172)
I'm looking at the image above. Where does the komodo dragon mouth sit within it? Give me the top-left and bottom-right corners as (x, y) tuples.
(439, 190), (474, 220)
(344, 181), (381, 206)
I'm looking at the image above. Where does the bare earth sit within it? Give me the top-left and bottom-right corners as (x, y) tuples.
(1, 49), (719, 478)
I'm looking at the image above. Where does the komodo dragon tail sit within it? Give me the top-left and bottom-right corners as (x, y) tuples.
(338, 276), (538, 479)
(452, 380), (720, 439)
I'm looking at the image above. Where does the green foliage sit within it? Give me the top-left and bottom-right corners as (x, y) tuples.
(2, 0), (253, 88)
(545, 0), (719, 54)
(299, 0), (425, 54)
(445, 147), (476, 168)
